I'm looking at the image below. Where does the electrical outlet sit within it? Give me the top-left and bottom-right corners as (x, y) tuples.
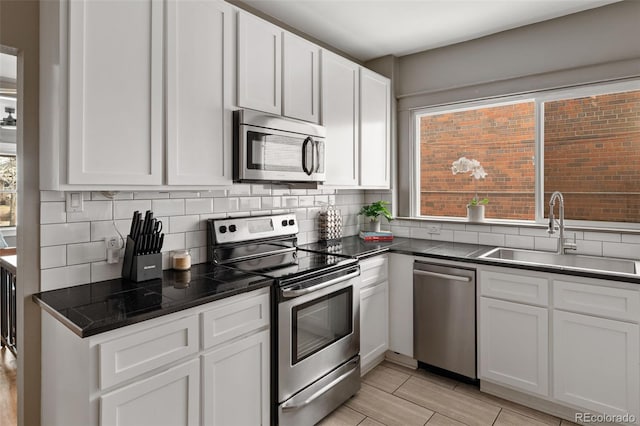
(427, 225), (441, 234)
(105, 237), (120, 264)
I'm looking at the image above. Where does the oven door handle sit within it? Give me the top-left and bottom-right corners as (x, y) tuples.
(281, 270), (360, 298)
(281, 357), (359, 411)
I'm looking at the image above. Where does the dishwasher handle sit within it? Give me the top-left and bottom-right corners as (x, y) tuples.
(413, 269), (471, 282)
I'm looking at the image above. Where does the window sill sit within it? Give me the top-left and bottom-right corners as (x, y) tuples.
(396, 216), (640, 235)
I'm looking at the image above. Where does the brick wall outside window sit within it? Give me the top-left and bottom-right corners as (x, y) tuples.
(544, 90), (640, 222)
(419, 89), (640, 223)
(419, 102), (536, 219)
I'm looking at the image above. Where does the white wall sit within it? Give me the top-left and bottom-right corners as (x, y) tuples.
(39, 186), (364, 291)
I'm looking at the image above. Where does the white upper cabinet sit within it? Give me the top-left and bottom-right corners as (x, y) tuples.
(67, 0), (163, 185)
(321, 50), (359, 186)
(359, 68), (391, 189)
(237, 11), (282, 115)
(166, 0), (233, 186)
(282, 33), (320, 123)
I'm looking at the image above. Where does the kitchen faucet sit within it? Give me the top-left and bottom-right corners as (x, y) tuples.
(548, 191), (577, 254)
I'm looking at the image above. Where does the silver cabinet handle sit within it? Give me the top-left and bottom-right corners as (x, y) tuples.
(281, 270), (360, 298)
(281, 358), (359, 411)
(413, 269), (471, 282)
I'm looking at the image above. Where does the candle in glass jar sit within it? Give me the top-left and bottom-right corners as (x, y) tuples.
(172, 250), (191, 270)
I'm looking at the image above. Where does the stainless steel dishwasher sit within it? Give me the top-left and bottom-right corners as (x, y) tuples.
(413, 261), (476, 379)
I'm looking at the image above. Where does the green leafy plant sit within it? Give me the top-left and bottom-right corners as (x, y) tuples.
(359, 201), (393, 222)
(469, 197), (489, 206)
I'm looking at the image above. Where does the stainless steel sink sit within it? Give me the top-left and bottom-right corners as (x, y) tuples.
(479, 247), (640, 275)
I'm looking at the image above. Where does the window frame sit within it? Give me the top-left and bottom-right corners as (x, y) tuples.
(411, 79), (640, 229)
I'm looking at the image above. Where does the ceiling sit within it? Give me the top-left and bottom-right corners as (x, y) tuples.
(239, 0), (622, 61)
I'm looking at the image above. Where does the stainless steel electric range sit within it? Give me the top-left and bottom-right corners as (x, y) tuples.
(207, 213), (361, 426)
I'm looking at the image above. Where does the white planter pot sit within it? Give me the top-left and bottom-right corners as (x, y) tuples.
(467, 205), (485, 222)
(368, 219), (381, 232)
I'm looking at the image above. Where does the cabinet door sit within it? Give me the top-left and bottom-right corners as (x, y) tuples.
(553, 310), (639, 420)
(321, 50), (359, 186)
(166, 0), (232, 185)
(360, 281), (389, 373)
(202, 330), (270, 426)
(67, 0), (163, 185)
(237, 11), (281, 114)
(283, 33), (320, 123)
(388, 253), (413, 357)
(359, 68), (390, 189)
(479, 297), (549, 396)
(100, 359), (200, 426)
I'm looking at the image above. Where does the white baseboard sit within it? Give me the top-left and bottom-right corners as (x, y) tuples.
(384, 351), (418, 370)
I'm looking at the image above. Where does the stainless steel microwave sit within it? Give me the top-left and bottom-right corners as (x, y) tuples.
(234, 109), (326, 184)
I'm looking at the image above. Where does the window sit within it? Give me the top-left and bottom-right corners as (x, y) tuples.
(0, 155), (16, 227)
(414, 81), (640, 226)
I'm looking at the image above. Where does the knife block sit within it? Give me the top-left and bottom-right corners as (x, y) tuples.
(122, 236), (162, 282)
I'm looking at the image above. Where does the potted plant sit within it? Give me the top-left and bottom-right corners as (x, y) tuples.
(451, 156), (488, 222)
(359, 201), (393, 232)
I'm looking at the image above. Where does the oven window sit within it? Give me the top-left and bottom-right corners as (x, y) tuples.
(247, 131), (305, 172)
(292, 287), (352, 364)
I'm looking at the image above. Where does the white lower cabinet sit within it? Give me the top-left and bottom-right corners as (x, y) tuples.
(387, 253), (414, 357)
(41, 287), (270, 426)
(359, 255), (389, 374)
(553, 310), (639, 420)
(202, 330), (270, 426)
(100, 359), (200, 426)
(479, 297), (549, 396)
(360, 280), (389, 371)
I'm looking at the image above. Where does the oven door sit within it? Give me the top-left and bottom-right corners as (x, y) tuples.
(278, 267), (360, 403)
(238, 124), (326, 183)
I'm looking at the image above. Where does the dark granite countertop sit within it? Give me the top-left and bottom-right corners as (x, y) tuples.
(301, 236), (640, 285)
(33, 263), (273, 338)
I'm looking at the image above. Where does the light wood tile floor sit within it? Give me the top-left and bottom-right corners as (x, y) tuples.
(318, 361), (578, 426)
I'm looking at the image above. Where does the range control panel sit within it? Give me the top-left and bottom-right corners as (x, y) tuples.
(212, 213), (299, 244)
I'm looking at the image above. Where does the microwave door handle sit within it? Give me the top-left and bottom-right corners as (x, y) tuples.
(314, 140), (321, 173)
(302, 137), (312, 176)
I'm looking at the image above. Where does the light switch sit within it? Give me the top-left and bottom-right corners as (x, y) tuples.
(65, 192), (84, 213)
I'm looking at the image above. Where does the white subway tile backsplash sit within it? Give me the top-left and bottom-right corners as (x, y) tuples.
(479, 232), (505, 247)
(261, 197), (282, 210)
(574, 239), (603, 256)
(298, 196), (315, 207)
(169, 215), (200, 233)
(239, 197), (261, 210)
(442, 223), (466, 231)
(91, 191), (133, 200)
(583, 231), (622, 242)
(251, 184), (271, 196)
(41, 223), (90, 247)
(186, 231), (206, 249)
(134, 191), (170, 199)
(465, 224), (486, 232)
(163, 233), (186, 251)
(91, 261), (123, 282)
(200, 190), (227, 198)
(114, 200), (152, 219)
(430, 229), (454, 242)
(271, 187), (291, 196)
(519, 227), (552, 237)
(67, 241), (106, 265)
(534, 237), (558, 251)
(602, 242), (640, 260)
(622, 234), (640, 244)
(228, 184), (251, 196)
(152, 199), (185, 216)
(282, 197), (298, 208)
(198, 213), (227, 229)
(67, 200), (113, 222)
(91, 220), (131, 242)
(41, 202), (66, 224)
(490, 225), (519, 235)
(41, 246), (67, 269)
(505, 235), (535, 249)
(170, 192), (200, 199)
(454, 231), (479, 244)
(410, 227), (431, 240)
(298, 219), (315, 233)
(185, 198), (213, 215)
(40, 190), (66, 202)
(290, 189), (307, 196)
(41, 264), (91, 291)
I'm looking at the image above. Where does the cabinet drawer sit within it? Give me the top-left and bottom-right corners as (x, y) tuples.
(99, 315), (199, 390)
(201, 289), (270, 350)
(554, 280), (640, 322)
(480, 269), (548, 306)
(360, 255), (388, 289)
